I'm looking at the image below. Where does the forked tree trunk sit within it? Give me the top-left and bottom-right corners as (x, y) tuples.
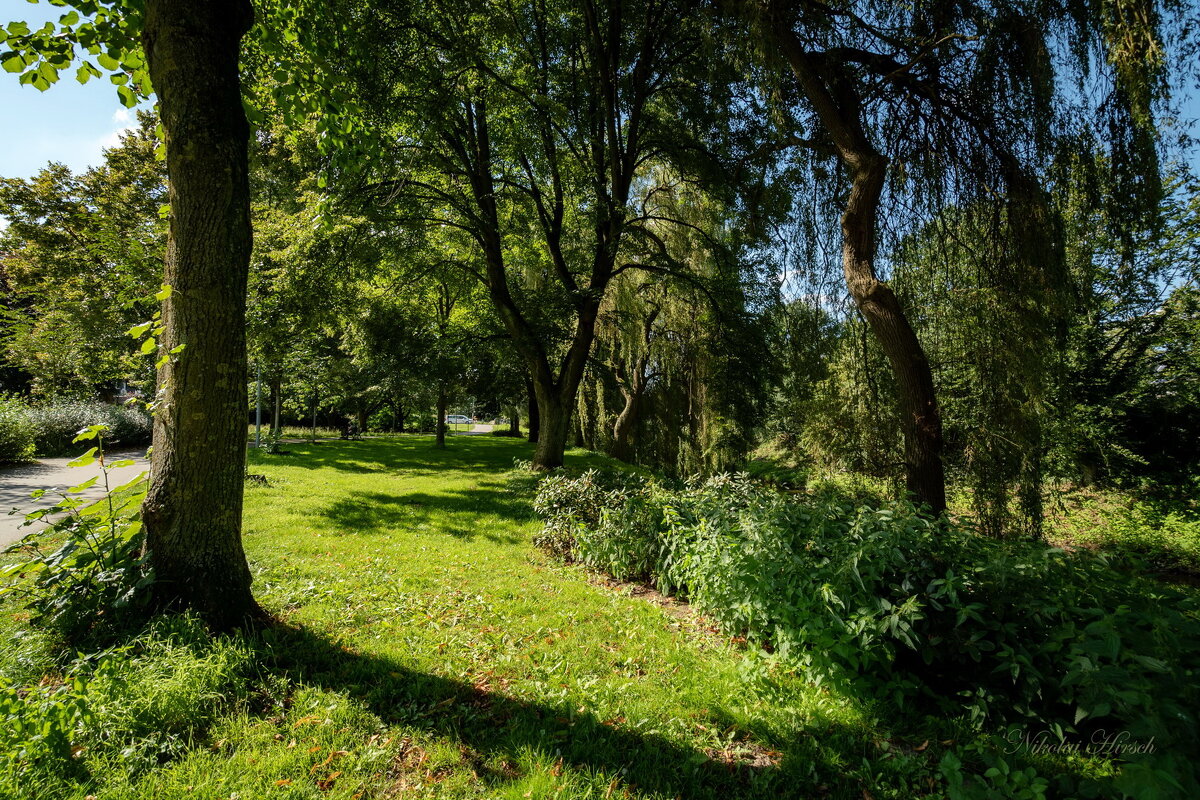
(610, 385), (643, 462)
(140, 0), (261, 629)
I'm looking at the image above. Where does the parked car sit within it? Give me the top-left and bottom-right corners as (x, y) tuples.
(445, 414), (471, 425)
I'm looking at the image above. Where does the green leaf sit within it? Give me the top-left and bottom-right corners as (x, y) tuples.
(155, 285), (173, 301)
(75, 60), (101, 84)
(116, 83), (136, 108)
(68, 476), (99, 494)
(67, 448), (98, 468)
(73, 424), (108, 443)
(126, 321), (153, 339)
(139, 336), (156, 355)
(1, 53), (25, 74)
(95, 51), (119, 71)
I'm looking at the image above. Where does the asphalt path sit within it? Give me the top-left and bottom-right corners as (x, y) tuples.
(0, 450), (149, 549)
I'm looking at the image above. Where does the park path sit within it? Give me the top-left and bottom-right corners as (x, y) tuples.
(0, 451), (149, 549)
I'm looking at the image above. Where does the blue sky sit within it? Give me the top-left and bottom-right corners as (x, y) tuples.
(0, 0), (1198, 183)
(0, 1), (146, 180)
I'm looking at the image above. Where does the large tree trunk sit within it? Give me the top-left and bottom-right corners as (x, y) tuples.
(140, 0), (260, 629)
(525, 378), (540, 444)
(532, 386), (571, 470)
(763, 10), (946, 513)
(842, 157), (946, 513)
(435, 384), (447, 448)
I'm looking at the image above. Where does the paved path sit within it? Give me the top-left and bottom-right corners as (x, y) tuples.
(0, 450), (149, 548)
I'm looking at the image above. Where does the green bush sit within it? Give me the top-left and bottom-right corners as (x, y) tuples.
(22, 401), (152, 457)
(531, 468), (649, 562)
(0, 395), (36, 464)
(535, 474), (1200, 794)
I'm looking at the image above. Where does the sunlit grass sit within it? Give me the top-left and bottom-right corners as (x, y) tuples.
(0, 435), (1113, 798)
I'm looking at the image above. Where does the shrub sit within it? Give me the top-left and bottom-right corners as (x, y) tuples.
(0, 395), (36, 464)
(23, 400), (152, 457)
(531, 469), (623, 559)
(535, 474), (1200, 794)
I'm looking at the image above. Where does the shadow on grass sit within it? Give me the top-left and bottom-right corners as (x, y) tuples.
(320, 489), (529, 543)
(257, 623), (794, 799)
(255, 436), (538, 477)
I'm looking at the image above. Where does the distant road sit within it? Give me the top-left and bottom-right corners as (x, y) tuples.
(0, 451), (149, 549)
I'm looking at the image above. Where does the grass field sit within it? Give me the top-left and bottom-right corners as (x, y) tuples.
(1, 436), (1120, 799)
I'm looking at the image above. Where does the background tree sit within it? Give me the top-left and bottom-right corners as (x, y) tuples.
(0, 114), (164, 398)
(742, 0), (1185, 515)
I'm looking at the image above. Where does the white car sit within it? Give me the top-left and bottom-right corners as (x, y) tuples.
(445, 414), (471, 425)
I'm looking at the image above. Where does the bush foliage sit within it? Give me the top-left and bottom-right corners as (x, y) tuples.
(21, 401), (152, 457)
(535, 471), (1200, 795)
(0, 395), (37, 464)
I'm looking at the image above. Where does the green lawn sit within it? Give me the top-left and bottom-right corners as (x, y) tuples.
(1, 436), (1106, 799)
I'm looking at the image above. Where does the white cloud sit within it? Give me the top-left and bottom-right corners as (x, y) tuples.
(111, 108), (133, 125)
(97, 124), (136, 151)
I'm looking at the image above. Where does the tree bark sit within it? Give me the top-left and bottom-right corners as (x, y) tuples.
(762, 8), (947, 513)
(271, 379), (282, 435)
(140, 0), (261, 629)
(435, 384), (447, 448)
(841, 157), (946, 513)
(611, 384), (643, 462)
(532, 384), (571, 469)
(525, 377), (540, 444)
(510, 405), (521, 438)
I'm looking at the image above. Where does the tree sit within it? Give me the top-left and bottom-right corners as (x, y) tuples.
(744, 0), (1182, 514)
(0, 114), (164, 398)
(138, 0), (261, 626)
(346, 0), (726, 469)
(2, 1), (264, 626)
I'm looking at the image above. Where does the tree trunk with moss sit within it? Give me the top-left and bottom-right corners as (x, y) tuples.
(140, 0), (261, 629)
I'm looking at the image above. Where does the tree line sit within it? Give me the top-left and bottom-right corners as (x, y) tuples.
(1, 0), (1196, 627)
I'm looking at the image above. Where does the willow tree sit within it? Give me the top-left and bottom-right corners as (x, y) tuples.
(746, 0), (1181, 514)
(339, 0), (730, 469)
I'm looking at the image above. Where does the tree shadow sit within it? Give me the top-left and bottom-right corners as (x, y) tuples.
(252, 436), (537, 477)
(255, 622), (797, 799)
(319, 489), (529, 543)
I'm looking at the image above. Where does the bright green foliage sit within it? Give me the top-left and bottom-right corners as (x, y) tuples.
(0, 1), (146, 105)
(1047, 488), (1200, 575)
(0, 394), (36, 463)
(536, 472), (1200, 795)
(0, 113), (165, 398)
